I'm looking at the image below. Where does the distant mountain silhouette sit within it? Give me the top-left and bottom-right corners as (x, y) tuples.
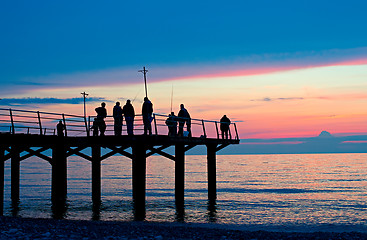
(318, 131), (333, 138)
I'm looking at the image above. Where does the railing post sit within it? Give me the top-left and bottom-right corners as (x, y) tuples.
(88, 116), (91, 136)
(153, 114), (158, 135)
(44, 128), (47, 135)
(215, 122), (219, 139)
(234, 123), (239, 140)
(9, 109), (15, 134)
(84, 116), (89, 137)
(62, 114), (67, 137)
(202, 120), (206, 138)
(229, 126), (232, 139)
(37, 111), (42, 135)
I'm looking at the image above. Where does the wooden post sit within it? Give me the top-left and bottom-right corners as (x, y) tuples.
(92, 145), (101, 205)
(132, 143), (146, 220)
(207, 144), (217, 201)
(175, 144), (185, 205)
(11, 146), (20, 202)
(0, 147), (4, 215)
(51, 142), (67, 202)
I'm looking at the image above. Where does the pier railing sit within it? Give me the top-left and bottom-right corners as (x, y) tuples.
(0, 108), (239, 140)
(0, 108), (88, 136)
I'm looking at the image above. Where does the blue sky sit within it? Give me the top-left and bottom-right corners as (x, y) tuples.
(1, 0), (366, 85)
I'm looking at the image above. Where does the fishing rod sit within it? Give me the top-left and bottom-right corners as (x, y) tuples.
(170, 84), (173, 113)
(132, 88), (142, 104)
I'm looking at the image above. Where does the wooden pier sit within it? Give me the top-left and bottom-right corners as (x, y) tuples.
(0, 108), (239, 219)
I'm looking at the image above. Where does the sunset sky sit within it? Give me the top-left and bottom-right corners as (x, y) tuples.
(1, 0), (367, 140)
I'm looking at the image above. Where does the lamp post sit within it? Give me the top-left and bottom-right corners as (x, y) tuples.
(138, 67), (148, 98)
(81, 92), (88, 118)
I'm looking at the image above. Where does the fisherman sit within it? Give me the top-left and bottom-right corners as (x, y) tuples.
(177, 104), (191, 137)
(220, 115), (231, 139)
(56, 120), (65, 137)
(122, 99), (135, 136)
(113, 101), (123, 136)
(95, 102), (107, 136)
(142, 97), (153, 135)
(91, 118), (99, 136)
(165, 112), (177, 136)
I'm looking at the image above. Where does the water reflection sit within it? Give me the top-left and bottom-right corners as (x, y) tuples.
(11, 200), (19, 217)
(92, 202), (101, 220)
(207, 199), (217, 223)
(51, 198), (68, 219)
(3, 154), (367, 225)
(175, 200), (185, 222)
(133, 200), (146, 221)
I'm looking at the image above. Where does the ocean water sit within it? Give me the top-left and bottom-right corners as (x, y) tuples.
(3, 153), (367, 226)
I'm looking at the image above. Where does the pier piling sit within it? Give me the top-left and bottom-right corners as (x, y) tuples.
(11, 146), (20, 202)
(92, 145), (101, 205)
(0, 147), (4, 215)
(207, 144), (217, 201)
(132, 143), (146, 220)
(175, 144), (185, 205)
(52, 143), (67, 203)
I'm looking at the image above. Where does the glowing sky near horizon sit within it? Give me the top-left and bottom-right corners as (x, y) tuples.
(1, 0), (367, 139)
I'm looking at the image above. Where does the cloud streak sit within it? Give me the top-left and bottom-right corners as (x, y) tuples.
(2, 47), (367, 96)
(0, 97), (113, 106)
(251, 97), (304, 102)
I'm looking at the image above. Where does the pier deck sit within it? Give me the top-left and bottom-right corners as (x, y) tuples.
(0, 108), (239, 219)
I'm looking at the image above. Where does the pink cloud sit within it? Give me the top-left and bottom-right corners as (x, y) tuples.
(15, 47), (367, 93)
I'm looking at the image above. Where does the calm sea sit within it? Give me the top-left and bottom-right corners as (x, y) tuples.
(3, 153), (367, 226)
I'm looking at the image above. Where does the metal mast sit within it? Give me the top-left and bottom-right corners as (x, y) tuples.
(81, 91), (89, 118)
(138, 66), (148, 98)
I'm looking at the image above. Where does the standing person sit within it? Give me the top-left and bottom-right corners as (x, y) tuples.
(91, 118), (99, 136)
(142, 97), (153, 135)
(56, 120), (65, 137)
(95, 102), (107, 136)
(113, 102), (123, 136)
(177, 104), (191, 137)
(165, 112), (177, 136)
(220, 115), (231, 139)
(122, 99), (135, 136)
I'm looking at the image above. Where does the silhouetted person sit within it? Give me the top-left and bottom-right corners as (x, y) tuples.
(165, 112), (177, 136)
(177, 104), (191, 137)
(220, 115), (231, 139)
(113, 102), (123, 136)
(142, 97), (153, 135)
(122, 99), (135, 136)
(95, 102), (107, 136)
(56, 120), (65, 137)
(91, 118), (99, 136)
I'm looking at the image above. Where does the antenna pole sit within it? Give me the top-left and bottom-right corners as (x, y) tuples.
(81, 91), (89, 118)
(138, 66), (148, 98)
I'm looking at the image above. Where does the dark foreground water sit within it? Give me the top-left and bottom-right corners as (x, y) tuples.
(3, 153), (367, 227)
